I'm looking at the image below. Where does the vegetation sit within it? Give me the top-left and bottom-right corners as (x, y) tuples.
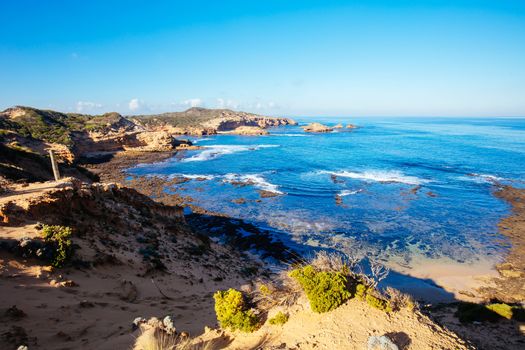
(385, 286), (417, 311)
(41, 225), (73, 267)
(131, 107), (265, 128)
(365, 294), (392, 312)
(268, 311), (289, 326)
(259, 284), (271, 296)
(289, 265), (351, 313)
(213, 288), (259, 332)
(0, 106), (131, 146)
(456, 302), (525, 323)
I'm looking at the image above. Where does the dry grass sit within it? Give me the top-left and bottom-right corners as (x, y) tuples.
(384, 286), (418, 311)
(133, 328), (215, 350)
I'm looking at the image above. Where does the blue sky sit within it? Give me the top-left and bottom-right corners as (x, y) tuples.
(1, 0), (524, 116)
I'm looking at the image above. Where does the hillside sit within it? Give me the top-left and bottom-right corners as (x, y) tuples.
(0, 106), (295, 172)
(130, 107), (297, 135)
(0, 106), (136, 146)
(0, 179), (266, 349)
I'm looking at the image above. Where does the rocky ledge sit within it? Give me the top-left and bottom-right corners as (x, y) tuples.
(223, 126), (269, 135)
(302, 122), (333, 133)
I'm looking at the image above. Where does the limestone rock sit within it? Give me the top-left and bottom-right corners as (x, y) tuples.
(226, 126), (269, 135)
(301, 122), (333, 133)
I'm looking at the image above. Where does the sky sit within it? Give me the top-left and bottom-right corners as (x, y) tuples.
(1, 0), (524, 117)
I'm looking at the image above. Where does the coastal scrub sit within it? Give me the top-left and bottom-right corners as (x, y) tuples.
(213, 288), (259, 332)
(289, 265), (351, 313)
(268, 311), (289, 326)
(41, 224), (73, 267)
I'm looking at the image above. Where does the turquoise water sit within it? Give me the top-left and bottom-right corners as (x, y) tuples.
(130, 117), (525, 273)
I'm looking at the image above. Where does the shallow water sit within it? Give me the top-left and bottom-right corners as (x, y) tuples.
(130, 117), (525, 298)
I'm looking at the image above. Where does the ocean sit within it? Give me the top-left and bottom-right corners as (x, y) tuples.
(129, 117), (525, 300)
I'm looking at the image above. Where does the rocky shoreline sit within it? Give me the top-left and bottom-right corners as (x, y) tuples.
(477, 185), (525, 302)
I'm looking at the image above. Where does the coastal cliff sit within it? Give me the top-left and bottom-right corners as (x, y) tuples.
(130, 107), (297, 135)
(0, 106), (294, 182)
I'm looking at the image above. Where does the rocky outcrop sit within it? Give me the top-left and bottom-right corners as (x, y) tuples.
(0, 106), (296, 166)
(0, 106), (184, 161)
(302, 122), (333, 133)
(346, 124), (357, 129)
(0, 179), (184, 226)
(334, 123), (343, 129)
(225, 126), (269, 135)
(131, 107), (297, 135)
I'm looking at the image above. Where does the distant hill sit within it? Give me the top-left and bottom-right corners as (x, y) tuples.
(0, 106), (135, 146)
(130, 107), (296, 133)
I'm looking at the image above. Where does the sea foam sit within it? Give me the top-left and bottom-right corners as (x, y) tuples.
(223, 173), (283, 194)
(338, 189), (363, 196)
(323, 170), (429, 185)
(181, 144), (279, 162)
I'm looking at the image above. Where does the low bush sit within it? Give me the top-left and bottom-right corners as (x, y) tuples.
(268, 311), (289, 326)
(213, 289), (259, 332)
(456, 302), (525, 323)
(365, 294), (392, 312)
(259, 284), (271, 296)
(385, 286), (417, 311)
(289, 265), (351, 313)
(355, 283), (368, 300)
(40, 225), (72, 267)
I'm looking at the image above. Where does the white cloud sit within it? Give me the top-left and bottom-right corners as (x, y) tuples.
(128, 98), (141, 111)
(216, 98), (238, 109)
(76, 101), (103, 112)
(183, 98), (202, 108)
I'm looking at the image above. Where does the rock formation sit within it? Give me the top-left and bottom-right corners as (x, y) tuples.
(302, 122), (333, 133)
(225, 126), (269, 135)
(130, 107), (296, 135)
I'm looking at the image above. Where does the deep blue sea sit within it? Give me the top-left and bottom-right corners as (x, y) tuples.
(130, 117), (525, 297)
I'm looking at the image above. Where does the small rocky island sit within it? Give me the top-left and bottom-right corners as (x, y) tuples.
(301, 122), (333, 133)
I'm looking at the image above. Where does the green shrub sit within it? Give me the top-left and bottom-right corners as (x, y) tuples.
(289, 265), (351, 313)
(365, 294), (392, 312)
(455, 302), (525, 323)
(355, 283), (368, 300)
(268, 311), (289, 326)
(259, 284), (271, 296)
(486, 303), (513, 320)
(41, 225), (72, 267)
(213, 289), (259, 332)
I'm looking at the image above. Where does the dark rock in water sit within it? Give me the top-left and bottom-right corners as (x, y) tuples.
(409, 185), (421, 195)
(427, 191), (437, 197)
(258, 190), (280, 198)
(335, 195), (343, 206)
(232, 198), (247, 204)
(331, 174), (345, 184)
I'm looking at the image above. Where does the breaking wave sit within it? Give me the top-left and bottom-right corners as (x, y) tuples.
(338, 189), (363, 196)
(322, 170), (430, 185)
(181, 144), (279, 162)
(223, 173), (283, 194)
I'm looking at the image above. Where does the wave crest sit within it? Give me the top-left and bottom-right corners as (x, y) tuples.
(323, 170), (429, 185)
(181, 144), (279, 162)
